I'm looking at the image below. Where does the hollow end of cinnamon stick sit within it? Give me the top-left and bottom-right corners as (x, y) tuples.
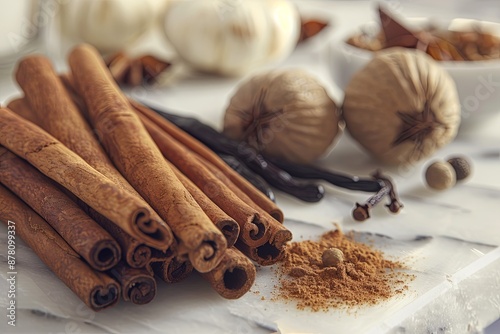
(202, 248), (256, 299)
(127, 276), (156, 305)
(127, 244), (152, 269)
(91, 240), (121, 271)
(217, 219), (239, 248)
(152, 257), (194, 283)
(239, 214), (271, 247)
(90, 282), (120, 310)
(188, 234), (227, 273)
(236, 227), (292, 266)
(109, 263), (157, 305)
(132, 208), (173, 251)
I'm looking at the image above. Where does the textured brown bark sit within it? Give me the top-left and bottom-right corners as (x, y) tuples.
(68, 44), (226, 273)
(7, 99), (154, 269)
(0, 108), (171, 250)
(14, 56), (174, 251)
(0, 184), (120, 311)
(139, 113), (270, 247)
(147, 246), (194, 284)
(131, 100), (284, 222)
(201, 248), (256, 299)
(108, 262), (156, 305)
(6, 98), (40, 123)
(165, 160), (239, 248)
(7, 98), (154, 269)
(0, 146), (120, 271)
(235, 221), (292, 266)
(197, 154), (292, 264)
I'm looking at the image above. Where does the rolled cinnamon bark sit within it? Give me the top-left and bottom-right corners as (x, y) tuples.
(15, 56), (174, 250)
(147, 247), (193, 284)
(139, 112), (270, 247)
(68, 44), (226, 273)
(166, 160), (239, 247)
(201, 248), (256, 299)
(0, 184), (120, 311)
(235, 221), (292, 266)
(89, 211), (152, 269)
(195, 154), (292, 264)
(0, 107), (171, 251)
(0, 146), (120, 271)
(6, 97), (153, 269)
(6, 98), (40, 123)
(7, 97), (155, 270)
(151, 256), (194, 284)
(109, 262), (156, 305)
(131, 100), (284, 222)
(139, 112), (292, 262)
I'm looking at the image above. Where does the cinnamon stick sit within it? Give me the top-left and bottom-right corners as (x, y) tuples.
(235, 221), (292, 266)
(9, 98), (161, 271)
(201, 248), (256, 299)
(131, 100), (284, 222)
(16, 57), (136, 196)
(68, 44), (226, 273)
(166, 160), (240, 247)
(87, 210), (153, 269)
(7, 98), (154, 269)
(0, 146), (120, 271)
(195, 154), (292, 265)
(0, 184), (120, 311)
(0, 107), (171, 251)
(138, 112), (271, 247)
(151, 256), (194, 284)
(15, 56), (174, 250)
(109, 262), (156, 305)
(6, 99), (145, 268)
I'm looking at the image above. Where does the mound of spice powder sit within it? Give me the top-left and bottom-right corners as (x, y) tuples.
(273, 229), (412, 311)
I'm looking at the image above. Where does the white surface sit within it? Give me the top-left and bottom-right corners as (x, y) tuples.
(1, 1), (500, 333)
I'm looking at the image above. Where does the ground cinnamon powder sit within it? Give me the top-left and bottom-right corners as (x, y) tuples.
(273, 229), (412, 311)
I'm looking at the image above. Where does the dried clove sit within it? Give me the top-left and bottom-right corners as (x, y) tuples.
(352, 171), (402, 221)
(372, 171), (403, 214)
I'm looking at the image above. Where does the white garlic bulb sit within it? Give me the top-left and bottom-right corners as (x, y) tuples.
(223, 69), (341, 164)
(162, 0), (300, 76)
(59, 0), (168, 52)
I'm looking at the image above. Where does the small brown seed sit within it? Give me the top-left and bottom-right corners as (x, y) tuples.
(447, 156), (472, 181)
(322, 248), (344, 267)
(425, 161), (456, 190)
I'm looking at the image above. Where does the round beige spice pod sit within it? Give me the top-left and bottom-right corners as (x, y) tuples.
(223, 69), (341, 164)
(425, 161), (456, 190)
(342, 48), (461, 165)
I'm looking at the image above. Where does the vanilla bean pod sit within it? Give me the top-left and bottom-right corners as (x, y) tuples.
(144, 105), (324, 203)
(219, 154), (275, 202)
(267, 159), (384, 192)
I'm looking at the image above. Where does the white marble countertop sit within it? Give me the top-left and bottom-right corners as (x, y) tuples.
(1, 1), (500, 333)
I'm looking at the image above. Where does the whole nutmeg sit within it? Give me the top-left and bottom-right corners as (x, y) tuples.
(425, 161), (456, 190)
(447, 156), (472, 181)
(343, 48), (461, 165)
(223, 69), (341, 164)
(322, 248), (344, 267)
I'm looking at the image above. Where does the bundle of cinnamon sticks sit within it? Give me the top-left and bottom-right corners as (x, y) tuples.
(0, 44), (291, 311)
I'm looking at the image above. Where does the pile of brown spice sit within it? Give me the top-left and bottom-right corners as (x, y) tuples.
(273, 229), (413, 312)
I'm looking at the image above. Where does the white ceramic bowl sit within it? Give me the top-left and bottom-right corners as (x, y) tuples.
(330, 18), (500, 131)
